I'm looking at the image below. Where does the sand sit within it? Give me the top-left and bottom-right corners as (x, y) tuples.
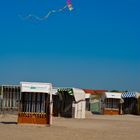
(0, 112), (140, 140)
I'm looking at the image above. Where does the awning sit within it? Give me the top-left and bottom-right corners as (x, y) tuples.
(57, 87), (85, 102)
(73, 88), (85, 102)
(57, 88), (73, 95)
(122, 92), (139, 98)
(20, 82), (52, 93)
(104, 92), (122, 99)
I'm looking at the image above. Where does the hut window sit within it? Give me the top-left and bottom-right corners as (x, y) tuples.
(105, 98), (120, 109)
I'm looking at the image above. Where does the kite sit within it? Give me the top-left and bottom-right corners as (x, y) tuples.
(67, 0), (73, 11)
(20, 0), (73, 21)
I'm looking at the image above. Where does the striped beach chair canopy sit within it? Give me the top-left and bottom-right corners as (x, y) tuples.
(57, 88), (73, 95)
(122, 92), (140, 98)
(57, 87), (85, 102)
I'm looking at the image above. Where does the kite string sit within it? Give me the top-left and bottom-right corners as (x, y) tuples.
(19, 5), (68, 21)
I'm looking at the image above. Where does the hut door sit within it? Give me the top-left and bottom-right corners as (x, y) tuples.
(90, 95), (101, 114)
(123, 98), (137, 114)
(74, 101), (85, 118)
(60, 93), (73, 118)
(91, 100), (100, 114)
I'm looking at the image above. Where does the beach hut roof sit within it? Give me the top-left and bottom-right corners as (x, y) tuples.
(83, 89), (108, 94)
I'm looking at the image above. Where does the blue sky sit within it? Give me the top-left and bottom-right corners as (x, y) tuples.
(0, 0), (140, 91)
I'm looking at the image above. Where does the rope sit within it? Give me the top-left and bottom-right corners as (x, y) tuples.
(19, 5), (68, 21)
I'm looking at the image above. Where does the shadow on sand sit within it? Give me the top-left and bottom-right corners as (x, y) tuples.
(0, 121), (17, 125)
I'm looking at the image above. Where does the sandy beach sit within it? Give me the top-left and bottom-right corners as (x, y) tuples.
(0, 112), (140, 140)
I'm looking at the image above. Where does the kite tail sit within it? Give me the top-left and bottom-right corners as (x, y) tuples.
(19, 5), (68, 21)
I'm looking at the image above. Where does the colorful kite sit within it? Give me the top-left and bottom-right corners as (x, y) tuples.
(67, 0), (73, 11)
(20, 0), (73, 21)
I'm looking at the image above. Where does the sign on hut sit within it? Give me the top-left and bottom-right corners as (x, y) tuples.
(18, 82), (52, 125)
(122, 92), (140, 115)
(101, 92), (123, 115)
(0, 85), (20, 112)
(54, 88), (85, 119)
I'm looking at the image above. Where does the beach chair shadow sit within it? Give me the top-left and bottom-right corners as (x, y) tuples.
(0, 121), (17, 125)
